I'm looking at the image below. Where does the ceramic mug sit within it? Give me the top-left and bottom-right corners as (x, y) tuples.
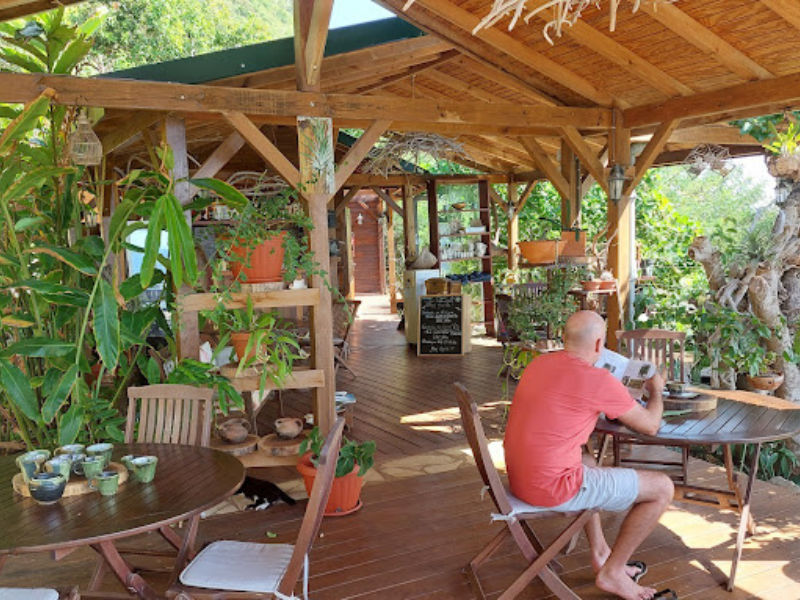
(55, 444), (85, 457)
(65, 453), (88, 476)
(81, 456), (105, 479)
(16, 452), (45, 483)
(86, 443), (114, 468)
(28, 472), (67, 505)
(130, 456), (158, 483)
(120, 454), (135, 472)
(89, 470), (120, 496)
(45, 456), (73, 483)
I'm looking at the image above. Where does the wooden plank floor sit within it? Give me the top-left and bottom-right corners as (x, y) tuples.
(3, 295), (800, 598)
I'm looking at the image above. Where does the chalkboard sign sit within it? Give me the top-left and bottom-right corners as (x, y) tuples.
(418, 295), (464, 356)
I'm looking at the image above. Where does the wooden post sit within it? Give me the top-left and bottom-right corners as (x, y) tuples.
(507, 178), (519, 270)
(386, 205), (398, 313)
(478, 180), (496, 337)
(403, 183), (418, 263)
(427, 179), (440, 262)
(606, 124), (632, 350)
(295, 0), (335, 435)
(560, 139), (579, 229)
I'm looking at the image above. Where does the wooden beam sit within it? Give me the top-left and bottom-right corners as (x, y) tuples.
(349, 50), (460, 95)
(606, 127), (632, 349)
(532, 11), (693, 98)
(380, 0), (616, 106)
(427, 180), (440, 262)
(402, 183), (418, 263)
(760, 0), (800, 32)
(293, 0), (334, 90)
(488, 186), (509, 214)
(371, 186), (403, 216)
(517, 181), (535, 215)
(519, 136), (571, 201)
(101, 111), (166, 155)
(334, 120), (392, 192)
(454, 56), (559, 107)
(640, 3), (772, 82)
(560, 140), (578, 229)
(623, 119), (680, 195)
(185, 132), (246, 201)
(223, 112), (301, 188)
(0, 73), (612, 131)
(507, 179), (519, 269)
(335, 186), (361, 216)
(0, 0), (83, 21)
(386, 207), (398, 313)
(559, 126), (609, 196)
(663, 125), (760, 146)
(623, 71), (800, 129)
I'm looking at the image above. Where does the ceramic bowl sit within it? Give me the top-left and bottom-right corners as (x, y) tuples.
(28, 472), (67, 505)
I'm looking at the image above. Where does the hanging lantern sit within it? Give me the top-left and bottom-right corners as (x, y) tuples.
(775, 177), (793, 205)
(608, 164), (627, 203)
(68, 113), (103, 166)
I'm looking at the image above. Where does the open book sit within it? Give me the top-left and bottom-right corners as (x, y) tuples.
(595, 348), (656, 400)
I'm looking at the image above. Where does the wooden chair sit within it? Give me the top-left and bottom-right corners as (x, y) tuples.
(332, 299), (360, 377)
(166, 418), (345, 600)
(454, 383), (594, 600)
(125, 384), (214, 447)
(610, 329), (689, 484)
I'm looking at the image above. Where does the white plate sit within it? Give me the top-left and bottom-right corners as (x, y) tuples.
(666, 391), (699, 399)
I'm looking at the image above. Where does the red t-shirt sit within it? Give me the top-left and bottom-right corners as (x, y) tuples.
(504, 351), (635, 507)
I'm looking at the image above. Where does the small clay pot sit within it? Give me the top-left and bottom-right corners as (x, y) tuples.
(582, 280), (601, 291)
(747, 372), (784, 392)
(275, 417), (304, 440)
(599, 279), (616, 290)
(218, 418), (251, 444)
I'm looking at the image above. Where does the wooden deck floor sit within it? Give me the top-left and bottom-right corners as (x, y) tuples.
(3, 295), (800, 598)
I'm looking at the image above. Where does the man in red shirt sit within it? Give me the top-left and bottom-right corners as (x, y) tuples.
(505, 311), (674, 600)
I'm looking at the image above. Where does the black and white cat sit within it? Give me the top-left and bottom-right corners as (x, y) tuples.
(236, 476), (297, 510)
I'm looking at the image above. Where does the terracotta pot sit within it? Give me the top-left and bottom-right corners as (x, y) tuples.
(229, 232), (287, 284)
(582, 280), (601, 291)
(599, 279), (616, 290)
(746, 372), (784, 392)
(517, 240), (568, 265)
(218, 418), (250, 444)
(230, 332), (256, 363)
(297, 453), (363, 516)
(274, 417), (304, 440)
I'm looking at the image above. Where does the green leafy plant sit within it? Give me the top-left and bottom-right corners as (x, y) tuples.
(507, 267), (581, 344)
(299, 426), (376, 478)
(764, 121), (800, 157)
(162, 359), (244, 415)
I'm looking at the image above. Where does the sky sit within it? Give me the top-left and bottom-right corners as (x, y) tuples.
(330, 0), (393, 29)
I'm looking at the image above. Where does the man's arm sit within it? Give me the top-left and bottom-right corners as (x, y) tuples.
(617, 372), (664, 436)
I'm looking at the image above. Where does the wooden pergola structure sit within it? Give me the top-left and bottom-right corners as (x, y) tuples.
(2, 0), (799, 430)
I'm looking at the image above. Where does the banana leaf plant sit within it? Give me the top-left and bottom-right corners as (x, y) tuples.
(0, 12), (248, 449)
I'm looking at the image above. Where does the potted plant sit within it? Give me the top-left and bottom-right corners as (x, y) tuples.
(216, 182), (315, 286)
(297, 426), (376, 516)
(713, 311), (782, 391)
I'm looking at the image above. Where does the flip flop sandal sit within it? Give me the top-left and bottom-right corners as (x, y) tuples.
(653, 590), (678, 599)
(627, 560), (648, 583)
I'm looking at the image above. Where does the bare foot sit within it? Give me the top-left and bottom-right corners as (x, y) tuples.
(596, 566), (656, 600)
(591, 550), (641, 580)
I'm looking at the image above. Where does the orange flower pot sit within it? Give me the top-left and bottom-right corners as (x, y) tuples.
(297, 453), (364, 516)
(229, 232), (286, 284)
(230, 332), (256, 363)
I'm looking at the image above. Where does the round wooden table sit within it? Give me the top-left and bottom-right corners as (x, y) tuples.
(0, 443), (245, 599)
(595, 398), (800, 591)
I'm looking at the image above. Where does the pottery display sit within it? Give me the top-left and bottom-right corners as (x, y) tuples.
(86, 443), (114, 467)
(218, 418), (251, 444)
(28, 472), (67, 505)
(274, 417), (304, 440)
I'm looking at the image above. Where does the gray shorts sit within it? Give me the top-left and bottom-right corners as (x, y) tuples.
(510, 466), (639, 514)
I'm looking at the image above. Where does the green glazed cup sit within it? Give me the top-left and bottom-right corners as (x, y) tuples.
(55, 444), (85, 456)
(89, 470), (120, 496)
(81, 456), (105, 479)
(121, 454), (135, 472)
(86, 443), (114, 468)
(45, 456), (73, 483)
(16, 453), (41, 483)
(131, 456), (158, 483)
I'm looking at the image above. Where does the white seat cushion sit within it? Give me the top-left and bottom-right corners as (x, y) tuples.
(180, 540), (295, 593)
(0, 589), (59, 600)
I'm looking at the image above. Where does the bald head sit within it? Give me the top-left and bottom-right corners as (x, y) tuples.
(564, 311), (606, 355)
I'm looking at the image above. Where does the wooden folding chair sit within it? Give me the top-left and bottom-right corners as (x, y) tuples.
(454, 383), (595, 600)
(125, 384), (214, 447)
(166, 418), (345, 600)
(332, 299), (360, 377)
(610, 329), (690, 484)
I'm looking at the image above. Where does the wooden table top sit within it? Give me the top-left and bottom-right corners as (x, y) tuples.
(0, 443), (244, 555)
(596, 398), (800, 446)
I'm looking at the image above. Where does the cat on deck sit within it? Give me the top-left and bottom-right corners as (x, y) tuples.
(237, 476), (297, 510)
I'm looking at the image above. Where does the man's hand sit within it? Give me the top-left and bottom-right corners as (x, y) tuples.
(644, 370), (665, 397)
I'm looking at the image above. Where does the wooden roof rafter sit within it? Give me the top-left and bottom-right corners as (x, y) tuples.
(759, 0), (800, 32)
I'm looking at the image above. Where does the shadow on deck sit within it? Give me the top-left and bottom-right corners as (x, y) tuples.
(3, 295), (800, 598)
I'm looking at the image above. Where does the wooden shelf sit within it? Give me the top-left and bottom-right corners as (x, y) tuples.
(219, 365), (325, 393)
(178, 288), (320, 312)
(440, 256), (488, 262)
(439, 209), (490, 215)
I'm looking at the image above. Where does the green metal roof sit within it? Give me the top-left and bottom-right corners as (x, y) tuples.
(103, 17), (425, 85)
